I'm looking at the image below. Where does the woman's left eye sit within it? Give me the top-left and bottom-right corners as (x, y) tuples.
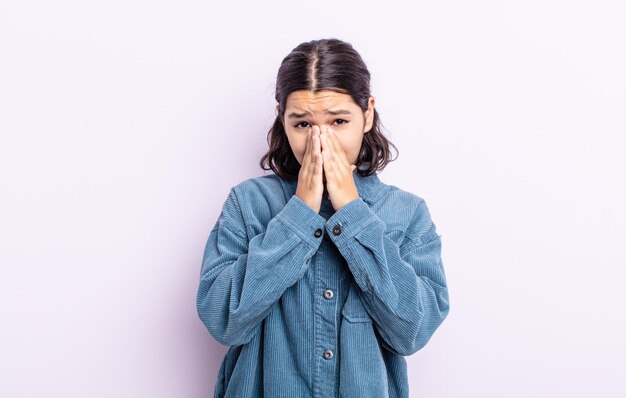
(333, 119), (348, 125)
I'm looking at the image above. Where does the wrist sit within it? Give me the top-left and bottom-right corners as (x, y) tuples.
(296, 192), (321, 213)
(333, 192), (359, 211)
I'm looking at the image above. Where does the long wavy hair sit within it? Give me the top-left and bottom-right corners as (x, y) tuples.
(259, 38), (398, 180)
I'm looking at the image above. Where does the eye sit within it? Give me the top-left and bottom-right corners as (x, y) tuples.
(333, 119), (349, 126)
(294, 121), (310, 128)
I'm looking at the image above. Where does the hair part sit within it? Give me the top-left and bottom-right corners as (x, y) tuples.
(260, 38), (398, 180)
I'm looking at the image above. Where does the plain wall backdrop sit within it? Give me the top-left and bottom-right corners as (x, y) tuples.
(1, 0), (625, 397)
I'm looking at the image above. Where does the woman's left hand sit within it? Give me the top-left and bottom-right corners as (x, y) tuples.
(319, 126), (359, 210)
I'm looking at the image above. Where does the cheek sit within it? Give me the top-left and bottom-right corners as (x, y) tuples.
(337, 137), (361, 163)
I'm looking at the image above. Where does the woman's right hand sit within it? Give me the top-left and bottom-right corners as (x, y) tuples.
(295, 125), (324, 213)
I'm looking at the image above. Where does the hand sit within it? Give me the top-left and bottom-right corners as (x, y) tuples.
(319, 126), (359, 211)
(295, 125), (324, 213)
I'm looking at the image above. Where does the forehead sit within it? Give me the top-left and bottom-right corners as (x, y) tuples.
(285, 90), (359, 111)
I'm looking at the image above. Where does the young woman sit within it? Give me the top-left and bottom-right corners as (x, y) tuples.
(196, 38), (449, 398)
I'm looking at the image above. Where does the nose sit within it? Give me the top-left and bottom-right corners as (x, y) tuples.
(310, 125), (329, 134)
(315, 125), (330, 133)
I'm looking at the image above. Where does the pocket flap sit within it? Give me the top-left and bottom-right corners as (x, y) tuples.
(341, 282), (372, 323)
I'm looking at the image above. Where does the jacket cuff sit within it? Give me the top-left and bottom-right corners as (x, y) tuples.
(277, 195), (327, 247)
(325, 197), (378, 245)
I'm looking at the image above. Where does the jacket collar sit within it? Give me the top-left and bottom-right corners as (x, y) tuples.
(278, 171), (384, 206)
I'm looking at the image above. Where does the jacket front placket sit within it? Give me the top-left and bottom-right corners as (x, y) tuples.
(312, 194), (343, 397)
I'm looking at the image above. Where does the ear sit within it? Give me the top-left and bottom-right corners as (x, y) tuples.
(363, 96), (375, 133)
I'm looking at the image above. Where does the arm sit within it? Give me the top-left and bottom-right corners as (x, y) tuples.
(327, 196), (449, 355)
(196, 189), (326, 346)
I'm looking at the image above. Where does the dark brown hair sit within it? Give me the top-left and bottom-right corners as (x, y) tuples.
(259, 38), (398, 180)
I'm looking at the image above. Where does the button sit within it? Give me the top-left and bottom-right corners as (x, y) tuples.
(323, 289), (334, 300)
(323, 349), (334, 360)
(332, 224), (342, 236)
(314, 228), (323, 238)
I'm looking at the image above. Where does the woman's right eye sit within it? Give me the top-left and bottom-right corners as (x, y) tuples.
(294, 121), (310, 128)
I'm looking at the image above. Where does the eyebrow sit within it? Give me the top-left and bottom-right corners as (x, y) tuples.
(287, 109), (352, 118)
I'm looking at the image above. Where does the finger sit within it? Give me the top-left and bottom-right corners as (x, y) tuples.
(309, 127), (323, 180)
(312, 125), (320, 144)
(312, 133), (323, 177)
(324, 128), (350, 176)
(322, 147), (334, 175)
(299, 130), (314, 182)
(323, 127), (341, 162)
(328, 127), (350, 165)
(311, 129), (322, 168)
(320, 130), (335, 165)
(307, 128), (317, 176)
(301, 127), (312, 167)
(312, 126), (322, 164)
(305, 126), (314, 162)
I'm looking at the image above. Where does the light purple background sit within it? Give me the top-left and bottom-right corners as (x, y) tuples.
(1, 1), (625, 397)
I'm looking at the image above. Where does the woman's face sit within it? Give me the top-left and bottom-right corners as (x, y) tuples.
(282, 89), (375, 166)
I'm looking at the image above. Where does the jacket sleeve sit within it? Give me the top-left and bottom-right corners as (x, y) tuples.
(327, 196), (449, 356)
(196, 189), (326, 346)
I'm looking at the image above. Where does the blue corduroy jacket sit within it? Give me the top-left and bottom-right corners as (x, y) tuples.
(196, 172), (449, 397)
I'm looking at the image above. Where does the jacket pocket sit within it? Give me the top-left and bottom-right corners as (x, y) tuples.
(341, 282), (372, 323)
(339, 283), (389, 397)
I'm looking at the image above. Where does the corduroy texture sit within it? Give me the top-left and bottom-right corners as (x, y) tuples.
(196, 172), (449, 397)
